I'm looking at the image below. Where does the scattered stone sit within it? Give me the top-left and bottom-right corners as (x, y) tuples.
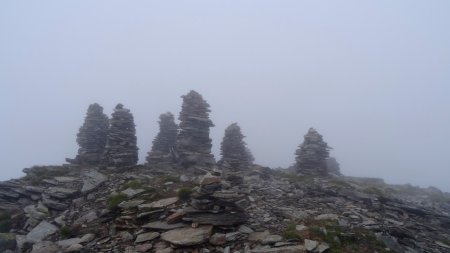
(81, 170), (107, 193)
(142, 221), (186, 230)
(161, 226), (213, 246)
(138, 197), (178, 210)
(251, 245), (306, 253)
(74, 211), (97, 225)
(79, 234), (95, 244)
(316, 243), (330, 253)
(136, 243), (153, 252)
(209, 233), (226, 246)
(26, 221), (58, 243)
(261, 235), (283, 245)
(314, 214), (338, 221)
(135, 232), (160, 243)
(304, 239), (318, 251)
(30, 241), (60, 253)
(295, 225), (308, 231)
(0, 233), (16, 251)
(119, 199), (145, 209)
(56, 238), (82, 247)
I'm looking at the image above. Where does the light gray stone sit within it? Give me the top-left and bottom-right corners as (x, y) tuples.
(161, 226), (212, 246)
(26, 221), (58, 243)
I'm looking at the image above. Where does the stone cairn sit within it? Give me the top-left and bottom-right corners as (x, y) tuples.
(176, 90), (215, 167)
(102, 104), (139, 167)
(219, 123), (253, 185)
(326, 157), (342, 176)
(146, 112), (178, 166)
(183, 173), (248, 226)
(67, 103), (109, 165)
(295, 128), (331, 176)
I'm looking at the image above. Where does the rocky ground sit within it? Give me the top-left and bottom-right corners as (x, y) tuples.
(0, 165), (450, 253)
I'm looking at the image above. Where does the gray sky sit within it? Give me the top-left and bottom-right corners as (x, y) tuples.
(1, 1), (449, 191)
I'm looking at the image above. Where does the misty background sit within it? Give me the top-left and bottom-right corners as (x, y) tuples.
(1, 1), (449, 191)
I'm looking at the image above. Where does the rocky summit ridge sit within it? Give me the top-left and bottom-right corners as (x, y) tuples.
(1, 165), (449, 253)
(1, 90), (450, 253)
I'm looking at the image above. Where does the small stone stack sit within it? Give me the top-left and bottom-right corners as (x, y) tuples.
(295, 128), (331, 176)
(67, 103), (109, 165)
(219, 123), (253, 185)
(176, 90), (215, 167)
(326, 157), (342, 176)
(183, 173), (248, 226)
(102, 104), (138, 167)
(146, 112), (178, 166)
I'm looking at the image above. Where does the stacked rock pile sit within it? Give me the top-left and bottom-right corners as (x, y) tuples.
(295, 128), (331, 176)
(103, 104), (138, 167)
(219, 123), (253, 185)
(67, 103), (109, 165)
(146, 112), (178, 167)
(176, 91), (215, 167)
(183, 173), (248, 226)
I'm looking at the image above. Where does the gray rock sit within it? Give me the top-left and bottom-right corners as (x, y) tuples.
(314, 214), (338, 221)
(121, 188), (145, 198)
(251, 245), (306, 253)
(63, 243), (83, 252)
(261, 235), (283, 245)
(79, 233), (95, 243)
(74, 211), (97, 225)
(238, 225), (254, 234)
(30, 241), (60, 253)
(56, 238), (82, 247)
(138, 197), (178, 210)
(135, 232), (160, 243)
(119, 199), (145, 209)
(0, 233), (16, 252)
(315, 243), (329, 253)
(81, 170), (107, 193)
(296, 225), (308, 231)
(142, 221), (186, 230)
(209, 233), (226, 246)
(161, 226), (213, 246)
(26, 221), (58, 243)
(304, 239), (318, 251)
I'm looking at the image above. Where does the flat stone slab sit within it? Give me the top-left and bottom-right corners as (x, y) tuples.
(183, 212), (247, 226)
(135, 232), (160, 243)
(54, 176), (78, 183)
(161, 226), (213, 246)
(26, 221), (58, 243)
(138, 197), (178, 210)
(81, 170), (107, 193)
(119, 199), (145, 209)
(251, 245), (306, 253)
(142, 221), (186, 230)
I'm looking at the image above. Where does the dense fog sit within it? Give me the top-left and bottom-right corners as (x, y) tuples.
(1, 1), (449, 191)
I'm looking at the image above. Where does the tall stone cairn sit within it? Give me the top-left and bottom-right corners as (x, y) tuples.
(103, 104), (138, 167)
(146, 112), (178, 166)
(295, 128), (331, 176)
(67, 103), (109, 165)
(219, 123), (253, 184)
(176, 90), (215, 167)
